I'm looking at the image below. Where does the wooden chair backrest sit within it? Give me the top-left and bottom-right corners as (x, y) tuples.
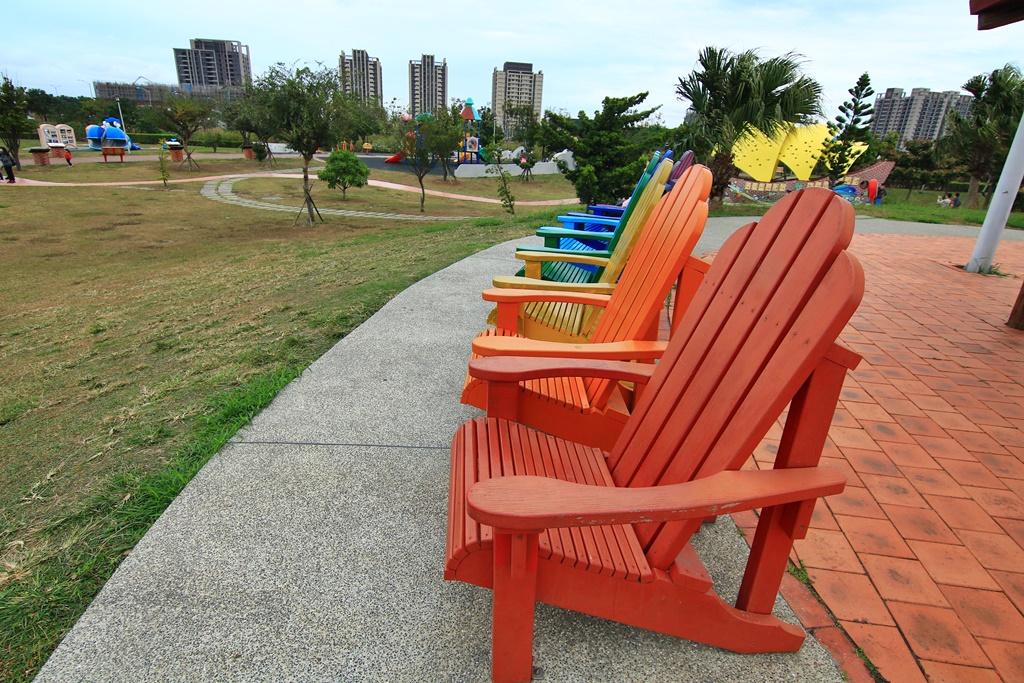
(580, 165), (713, 406)
(666, 150), (695, 189)
(597, 151), (662, 252)
(594, 158), (673, 285)
(605, 188), (864, 570)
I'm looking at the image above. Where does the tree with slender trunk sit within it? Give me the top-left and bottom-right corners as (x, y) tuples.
(258, 63), (345, 225)
(395, 112), (440, 212)
(676, 47), (823, 208)
(939, 65), (1024, 209)
(158, 96), (214, 170)
(428, 102), (466, 182)
(0, 76), (31, 169)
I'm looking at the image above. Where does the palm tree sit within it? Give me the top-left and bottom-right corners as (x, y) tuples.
(939, 65), (1024, 209)
(676, 47), (823, 208)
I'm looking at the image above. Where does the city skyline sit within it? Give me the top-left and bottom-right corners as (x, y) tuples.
(3, 1), (1021, 125)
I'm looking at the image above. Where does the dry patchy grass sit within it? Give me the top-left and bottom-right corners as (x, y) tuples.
(0, 178), (562, 681)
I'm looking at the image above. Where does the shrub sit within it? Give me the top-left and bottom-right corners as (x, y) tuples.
(316, 150), (370, 199)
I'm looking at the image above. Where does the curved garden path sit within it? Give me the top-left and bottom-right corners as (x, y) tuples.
(11, 167), (579, 221)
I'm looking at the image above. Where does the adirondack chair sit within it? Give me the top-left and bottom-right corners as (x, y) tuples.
(485, 161), (706, 344)
(462, 165), (713, 449)
(561, 149), (674, 223)
(511, 151), (668, 283)
(570, 149), (690, 220)
(664, 150), (696, 191)
(504, 157), (673, 291)
(445, 187), (864, 682)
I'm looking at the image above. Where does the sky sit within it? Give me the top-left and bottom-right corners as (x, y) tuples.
(3, 0), (1022, 125)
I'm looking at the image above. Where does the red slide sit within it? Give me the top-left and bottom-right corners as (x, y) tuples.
(385, 150), (405, 163)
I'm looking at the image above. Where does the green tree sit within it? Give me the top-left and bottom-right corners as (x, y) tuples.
(394, 112), (440, 212)
(157, 138), (171, 188)
(223, 88), (281, 166)
(258, 63), (345, 224)
(503, 103), (540, 146)
(884, 140), (942, 198)
(335, 94), (387, 144)
(676, 46), (823, 208)
(428, 103), (466, 182)
(158, 96), (214, 170)
(25, 88), (56, 122)
(193, 130), (224, 152)
(939, 64), (1024, 209)
(819, 73), (874, 188)
(541, 92), (661, 206)
(317, 149), (370, 199)
(477, 105), (503, 148)
(0, 76), (32, 168)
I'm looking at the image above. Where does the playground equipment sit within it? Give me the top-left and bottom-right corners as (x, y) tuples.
(85, 118), (139, 162)
(387, 111), (436, 164)
(457, 97), (484, 164)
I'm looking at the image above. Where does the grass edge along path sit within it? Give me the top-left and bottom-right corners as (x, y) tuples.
(0, 205), (567, 683)
(1, 367), (299, 682)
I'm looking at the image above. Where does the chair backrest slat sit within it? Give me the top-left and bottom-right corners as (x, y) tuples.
(579, 165), (712, 405)
(601, 189), (862, 567)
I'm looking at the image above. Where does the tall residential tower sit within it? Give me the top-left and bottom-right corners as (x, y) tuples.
(173, 39), (252, 89)
(339, 49), (383, 104)
(870, 87), (973, 148)
(492, 62), (544, 136)
(408, 54), (447, 116)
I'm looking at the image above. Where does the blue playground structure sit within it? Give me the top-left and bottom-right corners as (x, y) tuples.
(85, 118), (139, 152)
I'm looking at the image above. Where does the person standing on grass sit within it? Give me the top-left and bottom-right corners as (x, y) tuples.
(0, 147), (15, 183)
(64, 148), (73, 167)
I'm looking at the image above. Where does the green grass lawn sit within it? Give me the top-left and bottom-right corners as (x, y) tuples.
(856, 187), (1024, 229)
(0, 176), (569, 682)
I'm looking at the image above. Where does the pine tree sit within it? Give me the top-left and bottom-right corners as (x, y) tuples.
(820, 73), (875, 188)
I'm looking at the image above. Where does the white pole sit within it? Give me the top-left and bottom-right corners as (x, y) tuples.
(966, 110), (1024, 272)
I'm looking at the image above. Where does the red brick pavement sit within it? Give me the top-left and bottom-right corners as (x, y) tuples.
(740, 234), (1024, 682)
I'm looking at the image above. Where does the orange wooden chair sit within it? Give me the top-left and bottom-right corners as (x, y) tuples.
(446, 188), (864, 682)
(461, 165), (713, 451)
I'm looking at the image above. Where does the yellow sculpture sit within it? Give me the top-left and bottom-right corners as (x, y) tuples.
(731, 124), (866, 182)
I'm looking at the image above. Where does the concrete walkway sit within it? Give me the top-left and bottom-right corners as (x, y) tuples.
(33, 217), (1024, 682)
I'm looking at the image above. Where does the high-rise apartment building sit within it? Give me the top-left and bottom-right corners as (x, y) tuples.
(408, 54), (447, 116)
(173, 39), (252, 89)
(492, 62), (544, 135)
(870, 87), (973, 147)
(339, 49), (383, 104)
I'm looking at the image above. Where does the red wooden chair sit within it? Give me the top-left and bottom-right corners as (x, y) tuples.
(461, 165), (713, 451)
(445, 187), (864, 682)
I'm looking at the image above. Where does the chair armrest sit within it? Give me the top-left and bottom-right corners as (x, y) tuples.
(554, 214), (619, 227)
(534, 227), (616, 242)
(484, 287), (613, 334)
(469, 356), (657, 383)
(491, 276), (616, 293)
(515, 250), (611, 267)
(467, 468), (846, 531)
(586, 203), (626, 216)
(482, 287), (613, 306)
(472, 337), (666, 360)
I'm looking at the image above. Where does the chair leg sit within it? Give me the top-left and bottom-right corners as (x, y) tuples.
(492, 532), (539, 683)
(736, 500), (804, 613)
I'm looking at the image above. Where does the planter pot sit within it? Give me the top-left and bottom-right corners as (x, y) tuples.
(29, 147), (50, 166)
